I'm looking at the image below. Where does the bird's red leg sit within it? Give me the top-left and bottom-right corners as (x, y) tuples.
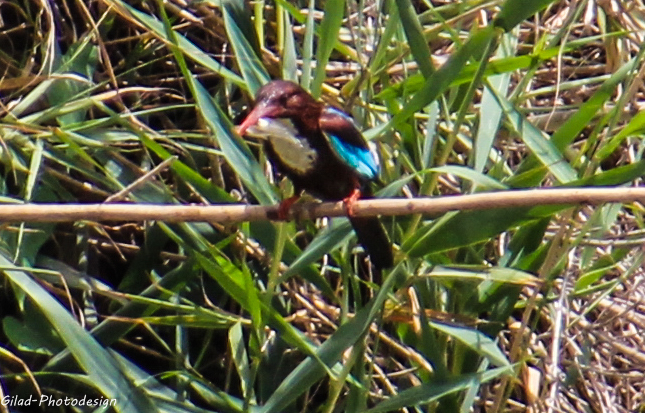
(343, 188), (361, 217)
(277, 195), (300, 220)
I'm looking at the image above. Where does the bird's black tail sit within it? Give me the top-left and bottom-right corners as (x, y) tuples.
(349, 216), (393, 270)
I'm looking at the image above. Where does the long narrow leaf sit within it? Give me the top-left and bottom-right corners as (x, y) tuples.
(310, 0), (345, 97)
(488, 87), (577, 184)
(391, 26), (496, 127)
(474, 31), (517, 173)
(365, 365), (515, 412)
(107, 0), (245, 87)
(493, 0), (558, 32)
(1, 253), (158, 413)
(395, 0), (434, 78)
(224, 1), (270, 95)
(192, 79), (277, 205)
(261, 263), (401, 413)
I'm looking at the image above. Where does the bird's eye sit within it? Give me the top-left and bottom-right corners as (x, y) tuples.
(286, 94), (301, 108)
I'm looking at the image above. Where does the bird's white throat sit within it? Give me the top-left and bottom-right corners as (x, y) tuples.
(246, 118), (318, 173)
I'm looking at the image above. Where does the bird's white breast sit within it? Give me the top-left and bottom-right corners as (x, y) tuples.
(246, 118), (317, 174)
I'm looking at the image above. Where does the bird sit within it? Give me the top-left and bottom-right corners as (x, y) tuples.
(237, 80), (393, 270)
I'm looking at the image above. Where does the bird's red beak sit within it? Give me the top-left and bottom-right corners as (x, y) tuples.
(237, 102), (277, 135)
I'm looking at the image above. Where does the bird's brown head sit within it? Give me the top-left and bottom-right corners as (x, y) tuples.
(237, 80), (322, 135)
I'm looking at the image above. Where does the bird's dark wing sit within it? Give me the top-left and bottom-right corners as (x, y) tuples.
(319, 107), (379, 181)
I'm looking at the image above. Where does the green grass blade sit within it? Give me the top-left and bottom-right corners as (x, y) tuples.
(281, 219), (353, 281)
(138, 133), (234, 203)
(249, 221), (336, 297)
(300, 0), (316, 89)
(395, 0), (434, 78)
(223, 0), (270, 95)
(194, 251), (330, 369)
(429, 266), (538, 286)
(108, 0), (245, 87)
(1, 253), (158, 413)
(429, 166), (508, 190)
(229, 322), (256, 404)
(377, 34), (611, 101)
(429, 321), (509, 367)
(403, 208), (536, 256)
(46, 40), (98, 126)
(405, 156), (645, 257)
(488, 86), (578, 184)
(281, 8), (298, 82)
(596, 109), (645, 160)
(474, 31), (517, 173)
(153, 1), (275, 205)
(45, 255), (200, 370)
(552, 57), (638, 151)
(493, 0), (558, 31)
(365, 365), (514, 412)
(189, 78), (277, 205)
(310, 0), (345, 97)
(260, 265), (400, 413)
(391, 26), (496, 127)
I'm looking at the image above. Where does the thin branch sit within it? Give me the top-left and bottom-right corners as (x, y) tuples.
(104, 156), (177, 203)
(0, 187), (643, 223)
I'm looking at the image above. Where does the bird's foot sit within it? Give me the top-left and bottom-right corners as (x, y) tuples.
(343, 188), (361, 217)
(277, 195), (300, 220)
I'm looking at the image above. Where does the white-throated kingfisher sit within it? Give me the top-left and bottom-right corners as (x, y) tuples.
(237, 80), (393, 270)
